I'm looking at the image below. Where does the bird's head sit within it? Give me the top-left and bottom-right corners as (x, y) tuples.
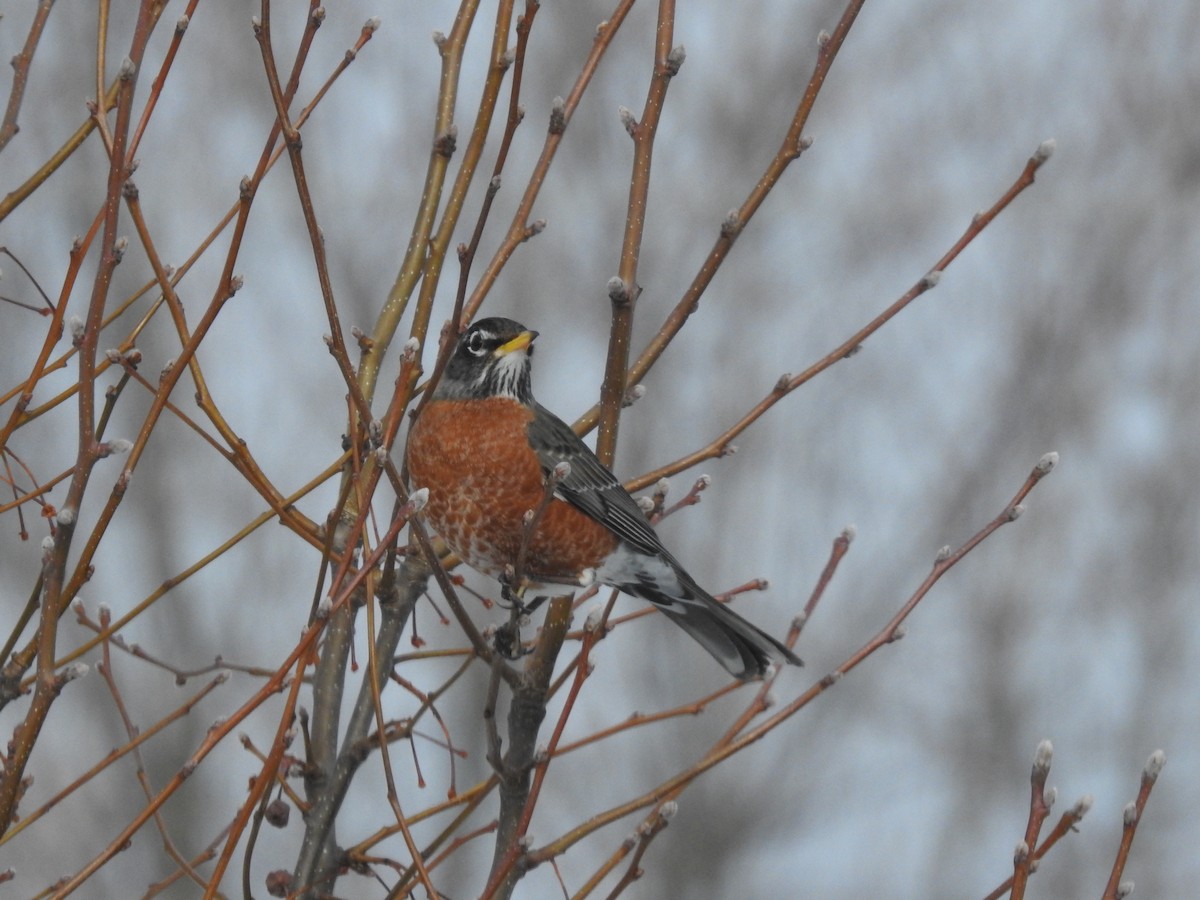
(434, 317), (539, 403)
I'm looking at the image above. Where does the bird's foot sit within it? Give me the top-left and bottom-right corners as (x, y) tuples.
(497, 581), (546, 617)
(493, 584), (548, 659)
(493, 620), (534, 660)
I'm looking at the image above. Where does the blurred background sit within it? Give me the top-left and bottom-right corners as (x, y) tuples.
(1, 1), (1197, 896)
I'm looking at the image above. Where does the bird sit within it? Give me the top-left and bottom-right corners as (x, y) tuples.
(405, 316), (801, 680)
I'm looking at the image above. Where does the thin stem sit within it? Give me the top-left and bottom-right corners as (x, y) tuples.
(623, 140), (1054, 493)
(0, 0), (57, 152)
(595, 0), (676, 466)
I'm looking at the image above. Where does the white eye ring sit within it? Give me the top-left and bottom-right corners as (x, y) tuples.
(465, 331), (488, 356)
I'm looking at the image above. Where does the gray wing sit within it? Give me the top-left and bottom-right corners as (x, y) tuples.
(528, 403), (803, 679)
(526, 403), (665, 556)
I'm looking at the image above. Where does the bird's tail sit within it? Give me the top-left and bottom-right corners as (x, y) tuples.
(625, 568), (802, 681)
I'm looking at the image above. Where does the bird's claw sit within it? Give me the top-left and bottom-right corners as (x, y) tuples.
(493, 620), (534, 660)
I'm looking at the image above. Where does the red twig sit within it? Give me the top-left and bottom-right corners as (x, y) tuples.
(1101, 751), (1166, 900)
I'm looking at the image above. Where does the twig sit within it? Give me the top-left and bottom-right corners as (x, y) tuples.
(0, 0), (57, 152)
(408, 0), (530, 383)
(595, 0), (679, 466)
(574, 0), (871, 436)
(464, 0), (639, 322)
(526, 453), (1058, 865)
(0, 670), (227, 849)
(511, 460), (572, 591)
(369, 0), (486, 401)
(482, 595), (574, 900)
(25, 454), (346, 690)
(94, 607), (215, 894)
(982, 795), (1094, 900)
(623, 139), (1057, 492)
(128, 2), (200, 159)
(600, 802), (675, 899)
(409, 0), (541, 424)
(291, 552), (432, 892)
(1010, 740), (1054, 898)
(793, 525), (854, 638)
(1101, 751), (1166, 900)
(0, 0), (158, 836)
(144, 820), (234, 898)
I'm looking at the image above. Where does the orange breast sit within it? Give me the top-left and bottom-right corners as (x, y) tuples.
(405, 397), (617, 581)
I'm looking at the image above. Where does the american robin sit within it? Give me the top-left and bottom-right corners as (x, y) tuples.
(405, 317), (801, 680)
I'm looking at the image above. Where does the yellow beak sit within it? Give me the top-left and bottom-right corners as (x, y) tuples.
(495, 330), (537, 356)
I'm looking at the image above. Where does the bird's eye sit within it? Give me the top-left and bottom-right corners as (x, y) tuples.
(464, 331), (488, 356)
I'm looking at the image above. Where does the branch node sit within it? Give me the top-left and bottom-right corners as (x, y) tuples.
(607, 276), (631, 305)
(67, 315), (85, 346)
(664, 44), (687, 76)
(622, 383), (646, 408)
(617, 105), (637, 137)
(1032, 739), (1053, 779)
(1143, 749), (1166, 782)
(351, 325), (374, 353)
(434, 124), (458, 158)
(1035, 451), (1059, 476)
(548, 96), (566, 135)
(1033, 138), (1057, 165)
(97, 438), (133, 458)
(404, 488), (430, 516)
(720, 209), (743, 239)
(117, 56), (137, 82)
